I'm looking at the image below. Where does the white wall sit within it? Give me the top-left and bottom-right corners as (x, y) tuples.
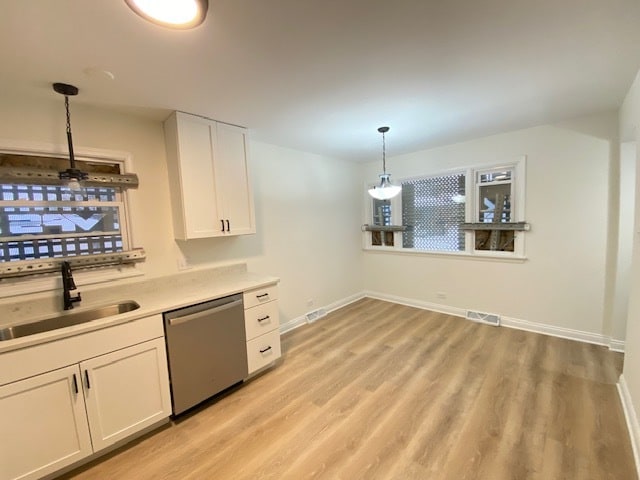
(175, 141), (364, 323)
(362, 112), (618, 339)
(0, 95), (363, 325)
(620, 70), (640, 460)
(611, 142), (636, 344)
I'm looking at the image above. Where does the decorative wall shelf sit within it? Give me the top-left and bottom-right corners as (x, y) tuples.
(362, 224), (407, 232)
(461, 222), (530, 231)
(0, 166), (139, 189)
(0, 248), (146, 278)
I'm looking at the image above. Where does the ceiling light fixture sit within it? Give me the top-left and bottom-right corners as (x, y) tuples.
(368, 126), (401, 200)
(53, 82), (88, 192)
(124, 0), (208, 29)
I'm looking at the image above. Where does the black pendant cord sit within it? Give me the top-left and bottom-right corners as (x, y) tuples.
(53, 82), (87, 181)
(64, 95), (77, 170)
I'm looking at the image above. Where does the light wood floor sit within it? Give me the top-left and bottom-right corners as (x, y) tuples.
(61, 298), (637, 480)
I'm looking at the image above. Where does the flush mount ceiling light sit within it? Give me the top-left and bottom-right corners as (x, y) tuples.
(53, 82), (88, 192)
(368, 126), (401, 200)
(125, 0), (208, 29)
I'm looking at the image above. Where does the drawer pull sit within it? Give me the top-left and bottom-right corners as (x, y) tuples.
(259, 346), (272, 354)
(84, 370), (91, 389)
(72, 374), (79, 394)
(256, 293), (269, 299)
(257, 315), (270, 323)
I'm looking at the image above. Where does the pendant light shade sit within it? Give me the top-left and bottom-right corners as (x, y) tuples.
(125, 0), (208, 29)
(368, 173), (401, 200)
(54, 82), (88, 192)
(368, 126), (401, 200)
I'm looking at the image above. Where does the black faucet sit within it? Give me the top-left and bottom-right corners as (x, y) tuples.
(61, 261), (81, 310)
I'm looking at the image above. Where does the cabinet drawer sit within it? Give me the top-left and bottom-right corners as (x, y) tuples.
(245, 301), (279, 341)
(246, 330), (281, 374)
(243, 284), (278, 310)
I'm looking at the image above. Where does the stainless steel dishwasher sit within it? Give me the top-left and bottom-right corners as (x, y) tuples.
(163, 293), (247, 415)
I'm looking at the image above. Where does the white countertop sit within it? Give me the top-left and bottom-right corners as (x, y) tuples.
(0, 263), (279, 354)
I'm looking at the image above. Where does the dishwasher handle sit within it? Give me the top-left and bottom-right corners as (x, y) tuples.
(168, 299), (243, 327)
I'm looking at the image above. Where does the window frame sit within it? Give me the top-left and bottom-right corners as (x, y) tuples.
(363, 156), (526, 260)
(0, 139), (142, 298)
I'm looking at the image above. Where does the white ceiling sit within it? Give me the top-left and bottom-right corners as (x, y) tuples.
(1, 0), (640, 161)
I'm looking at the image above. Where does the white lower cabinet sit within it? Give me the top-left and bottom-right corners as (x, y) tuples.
(246, 329), (282, 373)
(81, 338), (171, 452)
(0, 365), (92, 480)
(243, 284), (282, 374)
(0, 318), (171, 480)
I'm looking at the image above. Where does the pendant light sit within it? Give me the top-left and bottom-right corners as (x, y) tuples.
(54, 82), (88, 192)
(368, 126), (401, 200)
(124, 0), (208, 29)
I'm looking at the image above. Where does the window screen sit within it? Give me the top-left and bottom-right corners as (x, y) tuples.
(401, 173), (466, 251)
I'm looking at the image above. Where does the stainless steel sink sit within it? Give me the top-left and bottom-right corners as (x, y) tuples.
(0, 301), (140, 341)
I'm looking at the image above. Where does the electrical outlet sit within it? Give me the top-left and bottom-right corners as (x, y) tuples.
(177, 257), (190, 270)
(307, 298), (314, 307)
(436, 292), (447, 300)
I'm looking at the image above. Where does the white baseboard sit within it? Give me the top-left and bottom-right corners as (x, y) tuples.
(282, 290), (624, 350)
(279, 292), (366, 335)
(610, 339), (626, 353)
(499, 315), (610, 347)
(362, 290), (618, 349)
(279, 314), (307, 335)
(363, 290), (467, 318)
(618, 374), (640, 479)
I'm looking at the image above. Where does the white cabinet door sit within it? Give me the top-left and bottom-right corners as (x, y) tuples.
(213, 122), (255, 236)
(0, 365), (92, 480)
(165, 111), (223, 239)
(81, 338), (172, 451)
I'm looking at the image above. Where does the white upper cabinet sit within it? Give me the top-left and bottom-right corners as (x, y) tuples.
(164, 111), (255, 240)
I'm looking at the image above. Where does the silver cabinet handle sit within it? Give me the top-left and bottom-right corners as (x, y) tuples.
(168, 299), (243, 326)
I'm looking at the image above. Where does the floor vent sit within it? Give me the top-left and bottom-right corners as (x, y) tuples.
(306, 308), (327, 324)
(466, 310), (501, 326)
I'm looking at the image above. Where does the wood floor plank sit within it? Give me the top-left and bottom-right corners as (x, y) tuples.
(60, 299), (638, 480)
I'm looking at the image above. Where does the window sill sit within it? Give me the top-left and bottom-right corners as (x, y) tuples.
(362, 246), (527, 263)
(0, 264), (144, 300)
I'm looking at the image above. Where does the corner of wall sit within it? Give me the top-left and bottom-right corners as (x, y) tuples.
(618, 374), (640, 478)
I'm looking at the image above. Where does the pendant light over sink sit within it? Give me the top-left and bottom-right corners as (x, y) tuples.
(54, 82), (88, 192)
(124, 0), (209, 29)
(368, 126), (401, 200)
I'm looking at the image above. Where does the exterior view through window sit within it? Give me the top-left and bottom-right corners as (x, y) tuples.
(0, 184), (126, 262)
(366, 160), (523, 256)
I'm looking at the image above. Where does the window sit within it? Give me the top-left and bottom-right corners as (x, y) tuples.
(473, 167), (516, 252)
(364, 157), (526, 258)
(0, 184), (127, 262)
(476, 169), (513, 224)
(401, 173), (466, 252)
(0, 149), (142, 284)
